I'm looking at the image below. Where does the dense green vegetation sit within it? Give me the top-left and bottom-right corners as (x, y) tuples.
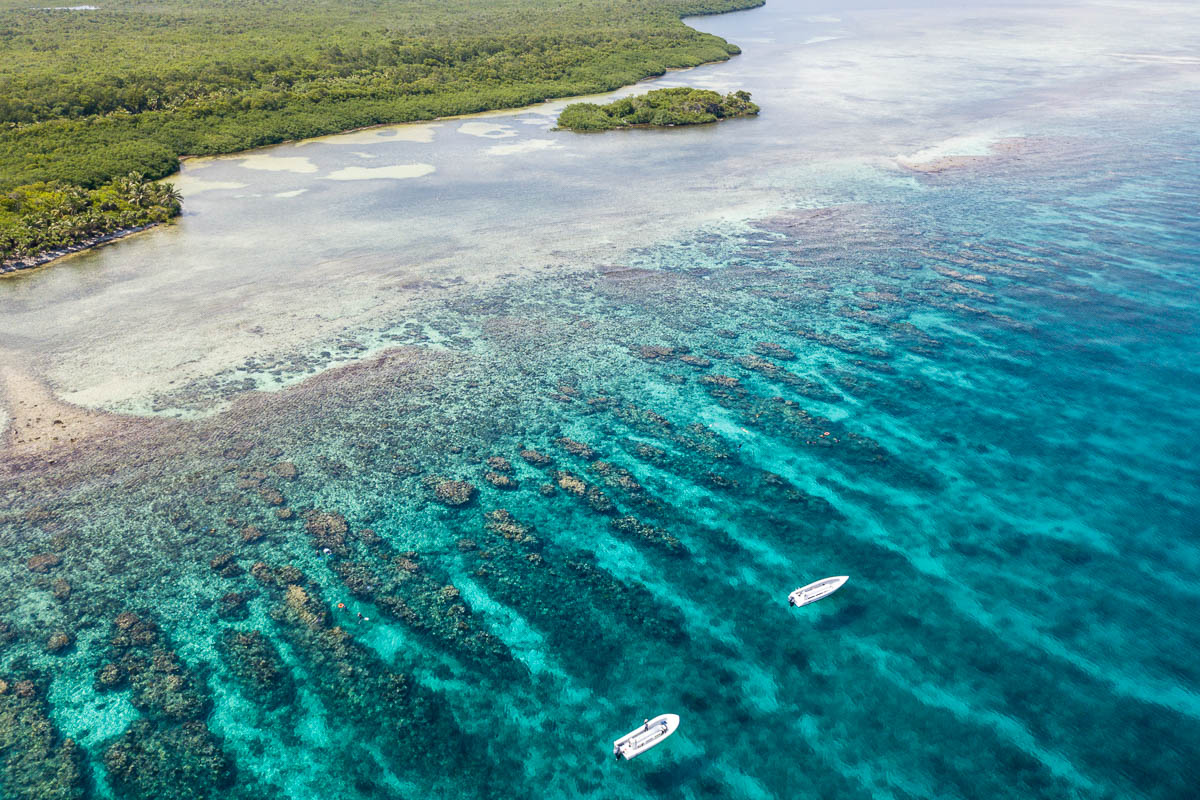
(557, 87), (758, 130)
(0, 174), (180, 265)
(0, 0), (762, 265)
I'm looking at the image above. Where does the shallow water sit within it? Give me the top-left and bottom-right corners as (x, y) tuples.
(1, 1), (1199, 798)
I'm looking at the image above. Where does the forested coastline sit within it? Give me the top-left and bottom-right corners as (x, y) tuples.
(0, 0), (763, 267)
(0, 174), (180, 272)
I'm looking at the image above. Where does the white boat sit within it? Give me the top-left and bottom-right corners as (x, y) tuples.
(612, 713), (679, 760)
(788, 575), (848, 607)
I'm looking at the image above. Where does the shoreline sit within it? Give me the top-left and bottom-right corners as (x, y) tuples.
(182, 55), (743, 156)
(3, 8), (759, 275)
(0, 223), (164, 277)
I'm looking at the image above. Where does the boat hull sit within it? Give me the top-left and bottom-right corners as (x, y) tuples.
(613, 713), (680, 760)
(788, 575), (849, 607)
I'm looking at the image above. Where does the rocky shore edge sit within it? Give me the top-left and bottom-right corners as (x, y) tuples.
(0, 223), (161, 276)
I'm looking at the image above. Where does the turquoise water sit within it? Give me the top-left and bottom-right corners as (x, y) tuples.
(2, 2), (1200, 799)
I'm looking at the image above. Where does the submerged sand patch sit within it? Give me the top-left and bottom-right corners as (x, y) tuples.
(237, 155), (319, 173)
(484, 139), (563, 156)
(324, 164), (436, 181)
(297, 124), (439, 146)
(171, 177), (249, 195)
(458, 121), (518, 139)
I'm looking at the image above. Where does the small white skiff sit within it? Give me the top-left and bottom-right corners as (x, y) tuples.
(788, 575), (848, 607)
(612, 713), (679, 760)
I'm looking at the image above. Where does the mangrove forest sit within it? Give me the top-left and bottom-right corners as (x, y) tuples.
(556, 87), (759, 131)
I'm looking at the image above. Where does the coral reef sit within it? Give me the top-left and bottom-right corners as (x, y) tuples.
(0, 678), (85, 800)
(428, 479), (476, 507)
(609, 515), (683, 552)
(253, 563), (485, 771)
(239, 525), (264, 544)
(26, 553), (62, 574)
(86, 612), (246, 800)
(752, 341), (796, 361)
(104, 720), (233, 800)
(483, 472), (518, 490)
(96, 612), (209, 723)
(549, 470), (614, 514)
(209, 551), (244, 578)
(484, 509), (540, 549)
(328, 537), (514, 669)
(555, 437), (598, 460)
(303, 510), (350, 555)
(218, 629), (295, 710)
(45, 632), (73, 653)
(216, 591), (254, 620)
(519, 449), (553, 466)
(271, 462), (298, 480)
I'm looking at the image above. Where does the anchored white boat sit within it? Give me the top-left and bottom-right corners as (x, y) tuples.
(788, 575), (848, 607)
(612, 713), (679, 760)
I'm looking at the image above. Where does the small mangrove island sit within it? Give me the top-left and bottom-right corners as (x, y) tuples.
(556, 88), (759, 131)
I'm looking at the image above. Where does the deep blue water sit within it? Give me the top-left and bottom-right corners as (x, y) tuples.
(2, 4), (1200, 800)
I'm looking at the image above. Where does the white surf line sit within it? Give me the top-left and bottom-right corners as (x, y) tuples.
(848, 638), (1104, 796)
(1109, 52), (1200, 65)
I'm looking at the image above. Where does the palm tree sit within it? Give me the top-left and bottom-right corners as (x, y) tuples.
(156, 182), (183, 210)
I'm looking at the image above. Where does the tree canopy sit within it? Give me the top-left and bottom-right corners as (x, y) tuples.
(0, 175), (181, 266)
(557, 87), (758, 131)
